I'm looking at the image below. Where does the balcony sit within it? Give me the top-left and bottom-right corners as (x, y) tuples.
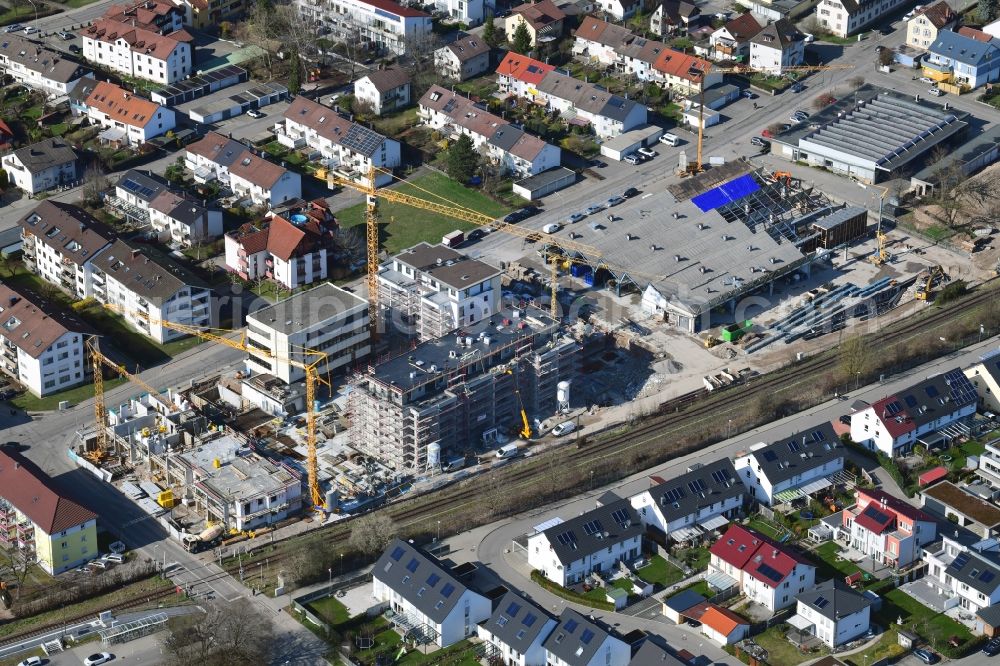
(273, 124), (307, 150)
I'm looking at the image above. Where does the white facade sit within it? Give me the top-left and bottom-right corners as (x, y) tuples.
(796, 598), (871, 647)
(436, 0), (483, 26)
(228, 166), (302, 208)
(81, 84), (176, 146)
(749, 38), (804, 75)
(96, 276), (214, 344)
(850, 402), (977, 457)
(527, 530), (642, 587)
(295, 0), (433, 56)
(353, 75), (411, 116)
(815, 0), (911, 37)
(148, 203), (223, 247)
(19, 219), (111, 301)
(244, 283), (371, 384)
(81, 29), (191, 84)
(372, 577), (490, 647)
(2, 148), (77, 196)
(743, 561), (814, 611)
(922, 535), (1000, 614)
(734, 448), (844, 505)
(2, 330), (88, 397)
(0, 37), (88, 98)
(628, 487), (743, 536)
(477, 618), (556, 666)
(594, 0), (636, 21)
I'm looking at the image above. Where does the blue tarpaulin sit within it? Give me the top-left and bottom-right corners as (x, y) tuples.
(691, 174), (761, 212)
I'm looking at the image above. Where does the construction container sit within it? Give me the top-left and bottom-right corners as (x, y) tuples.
(721, 320), (751, 342)
(156, 489), (175, 509)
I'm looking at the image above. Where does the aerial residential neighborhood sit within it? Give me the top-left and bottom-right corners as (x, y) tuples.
(0, 0), (997, 661)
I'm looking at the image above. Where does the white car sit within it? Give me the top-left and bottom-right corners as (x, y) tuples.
(106, 553), (124, 564)
(84, 654), (113, 666)
(246, 109), (263, 118)
(542, 223), (561, 234)
(919, 76), (934, 84)
(928, 88), (944, 96)
(17, 657), (42, 666)
(567, 213), (585, 223)
(637, 147), (657, 158)
(623, 154), (640, 165)
(551, 420), (576, 436)
(22, 26), (37, 34)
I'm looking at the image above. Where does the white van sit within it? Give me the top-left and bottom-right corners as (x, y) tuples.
(551, 420), (576, 436)
(542, 223), (561, 234)
(495, 444), (519, 459)
(658, 132), (680, 147)
(441, 456), (467, 472)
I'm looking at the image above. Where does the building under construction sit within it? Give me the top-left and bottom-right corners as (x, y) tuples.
(350, 305), (580, 471)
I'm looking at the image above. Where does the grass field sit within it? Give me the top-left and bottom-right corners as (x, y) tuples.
(11, 377), (126, 411)
(747, 517), (788, 541)
(753, 625), (827, 665)
(809, 541), (863, 581)
(307, 595), (351, 626)
(334, 172), (512, 255)
(876, 588), (973, 651)
(635, 555), (686, 588)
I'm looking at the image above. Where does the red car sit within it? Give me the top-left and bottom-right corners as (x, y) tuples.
(761, 128), (773, 138)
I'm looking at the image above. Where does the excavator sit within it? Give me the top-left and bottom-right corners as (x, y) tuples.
(915, 265), (945, 301)
(505, 368), (532, 439)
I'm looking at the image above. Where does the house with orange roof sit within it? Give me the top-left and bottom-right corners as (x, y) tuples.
(100, 0), (184, 33)
(76, 78), (175, 146)
(224, 198), (338, 290)
(652, 48), (719, 94)
(0, 449), (98, 574)
(186, 131), (301, 206)
(699, 606), (749, 645)
(572, 17), (670, 82)
(278, 96), (400, 187)
(81, 18), (193, 84)
(496, 51), (555, 99)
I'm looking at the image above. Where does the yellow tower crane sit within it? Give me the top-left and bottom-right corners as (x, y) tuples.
(689, 64), (856, 173)
(99, 304), (331, 509)
(329, 167), (601, 328)
(85, 336), (177, 463)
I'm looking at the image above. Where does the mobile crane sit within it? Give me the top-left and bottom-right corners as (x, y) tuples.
(97, 305), (331, 510)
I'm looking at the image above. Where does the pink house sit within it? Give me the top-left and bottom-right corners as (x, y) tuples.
(840, 488), (936, 569)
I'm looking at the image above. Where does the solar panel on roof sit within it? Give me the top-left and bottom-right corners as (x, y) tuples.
(582, 520), (603, 536)
(441, 583), (455, 598)
(688, 479), (708, 493)
(954, 553), (972, 569)
(523, 613), (537, 627)
(711, 469), (730, 484)
(390, 546), (405, 561)
(121, 178), (156, 199)
(862, 505), (891, 524)
(580, 629), (595, 645)
(814, 596), (829, 609)
(406, 557), (419, 573)
(904, 395), (918, 408)
(427, 573), (440, 587)
(762, 450), (778, 462)
(812, 430), (825, 442)
(787, 440), (801, 453)
(564, 619), (579, 633)
(506, 601), (522, 616)
(756, 563), (784, 583)
(663, 487), (685, 502)
(925, 385), (939, 398)
(885, 401), (902, 416)
(982, 570), (996, 584)
(556, 531), (576, 546)
(611, 508), (631, 525)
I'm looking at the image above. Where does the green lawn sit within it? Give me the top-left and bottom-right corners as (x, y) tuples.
(817, 32), (859, 44)
(335, 172), (512, 255)
(747, 517), (788, 541)
(753, 625), (827, 665)
(809, 541), (863, 582)
(842, 629), (906, 666)
(307, 596), (350, 625)
(635, 555), (686, 587)
(876, 588), (974, 652)
(675, 546), (710, 572)
(10, 377), (126, 412)
(372, 107), (420, 137)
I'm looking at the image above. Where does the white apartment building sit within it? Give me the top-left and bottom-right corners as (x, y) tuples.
(749, 19), (805, 75)
(2, 138), (78, 196)
(543, 610), (630, 666)
(278, 97), (400, 186)
(73, 79), (176, 146)
(527, 500), (643, 587)
(0, 285), (93, 397)
(186, 131), (301, 206)
(81, 19), (192, 85)
(17, 201), (114, 300)
(373, 539), (491, 647)
(0, 34), (91, 98)
(245, 282), (370, 384)
(435, 0), (483, 26)
(734, 422), (844, 505)
(296, 0), (432, 56)
(353, 67), (411, 116)
(816, 0), (911, 38)
(378, 242), (502, 341)
(434, 34), (491, 81)
(965, 350), (1000, 414)
(906, 1), (957, 50)
(91, 240), (216, 344)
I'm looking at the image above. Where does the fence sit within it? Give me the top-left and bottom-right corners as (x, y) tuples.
(748, 607), (792, 637)
(289, 573), (378, 666)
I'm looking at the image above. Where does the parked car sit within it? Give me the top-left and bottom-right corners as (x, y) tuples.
(790, 115), (804, 123)
(567, 212), (585, 224)
(69, 44), (82, 53)
(504, 210), (528, 223)
(17, 657), (42, 666)
(780, 123), (793, 131)
(521, 206), (541, 217)
(919, 76), (934, 83)
(22, 25), (37, 34)
(622, 187), (640, 198)
(982, 638), (1000, 656)
(750, 137), (769, 148)
(929, 88), (944, 96)
(246, 108), (264, 118)
(623, 154), (641, 165)
(839, 414), (851, 425)
(606, 195), (624, 207)
(551, 420), (576, 436)
(791, 82), (804, 93)
(588, 158), (606, 169)
(742, 90), (757, 99)
(795, 110), (810, 118)
(84, 655), (113, 666)
(585, 204), (605, 215)
(495, 444), (519, 459)
(106, 553), (124, 564)
(541, 223), (561, 234)
(3, 24), (22, 33)
(913, 649), (939, 664)
(637, 146), (657, 159)
(58, 30), (73, 39)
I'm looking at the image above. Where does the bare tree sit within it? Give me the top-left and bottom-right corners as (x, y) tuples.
(838, 334), (873, 385)
(81, 163), (109, 206)
(347, 513), (398, 558)
(162, 599), (275, 666)
(335, 225), (365, 264)
(848, 76), (865, 90)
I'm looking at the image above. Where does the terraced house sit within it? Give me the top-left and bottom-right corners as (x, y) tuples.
(0, 449), (98, 575)
(0, 34), (91, 97)
(72, 78), (176, 146)
(815, 0), (912, 37)
(838, 487), (936, 569)
(81, 18), (193, 85)
(734, 422), (844, 505)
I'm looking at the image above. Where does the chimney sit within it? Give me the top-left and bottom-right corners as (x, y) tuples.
(131, 248), (141, 259)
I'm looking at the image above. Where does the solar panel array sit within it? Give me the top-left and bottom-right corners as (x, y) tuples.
(580, 629), (595, 645)
(556, 531), (576, 546)
(427, 573), (440, 587)
(152, 65), (247, 106)
(564, 619), (579, 633)
(953, 553), (971, 570)
(711, 468), (731, 484)
(522, 613), (537, 627)
(925, 385), (939, 398)
(341, 123), (388, 157)
(814, 596), (829, 609)
(688, 479), (708, 493)
(121, 178), (157, 200)
(662, 487), (685, 503)
(762, 450), (778, 462)
(611, 508), (630, 527)
(691, 174), (762, 213)
(582, 519), (604, 536)
(756, 563), (784, 584)
(945, 368), (979, 406)
(904, 395), (918, 408)
(861, 504), (891, 525)
(441, 583), (455, 598)
(885, 401), (902, 416)
(507, 601), (522, 616)
(390, 545), (405, 561)
(787, 440), (801, 453)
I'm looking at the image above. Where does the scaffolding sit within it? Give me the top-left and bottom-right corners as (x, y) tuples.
(98, 613), (169, 645)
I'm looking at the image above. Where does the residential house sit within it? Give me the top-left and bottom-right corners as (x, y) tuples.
(922, 531), (1000, 615)
(91, 240), (216, 343)
(434, 34), (491, 81)
(353, 67), (411, 116)
(628, 641), (688, 665)
(81, 19), (193, 84)
(572, 17), (667, 82)
(0, 284), (94, 397)
(244, 282), (370, 384)
(278, 96), (401, 187)
(649, 0), (700, 38)
(505, 0), (566, 46)
(76, 79), (176, 146)
(979, 435), (1000, 487)
(709, 13), (762, 61)
(964, 350), (1000, 413)
(985, 18), (1000, 39)
(295, 0), (432, 56)
(534, 70), (646, 138)
(107, 169), (168, 226)
(959, 26), (996, 42)
(377, 242), (502, 340)
(921, 481), (1000, 538)
(791, 580), (872, 647)
(2, 138), (78, 196)
(435, 0), (483, 26)
(527, 499), (643, 587)
(815, 0), (912, 37)
(496, 51), (556, 99)
(708, 524), (817, 611)
(147, 190), (223, 246)
(591, 0), (640, 22)
(178, 0), (246, 28)
(924, 30), (1000, 89)
(542, 609), (630, 666)
(18, 202), (114, 300)
(839, 488), (937, 569)
(734, 421), (844, 505)
(700, 606), (750, 646)
(477, 591), (557, 666)
(186, 131), (300, 206)
(906, 1), (957, 50)
(0, 449), (98, 575)
(0, 34), (91, 97)
(418, 85), (561, 175)
(652, 48), (718, 94)
(224, 199), (338, 290)
(849, 368), (978, 457)
(372, 538), (491, 647)
(628, 458), (747, 542)
(99, 0), (185, 33)
(662, 588), (706, 623)
(749, 19), (805, 75)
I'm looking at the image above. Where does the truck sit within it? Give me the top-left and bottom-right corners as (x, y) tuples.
(442, 230), (465, 248)
(182, 524), (224, 553)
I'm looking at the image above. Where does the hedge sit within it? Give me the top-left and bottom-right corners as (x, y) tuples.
(530, 570), (614, 611)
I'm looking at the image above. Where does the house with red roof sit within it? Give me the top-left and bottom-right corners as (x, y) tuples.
(700, 606), (749, 645)
(840, 488), (936, 569)
(709, 13), (762, 61)
(652, 48), (719, 95)
(708, 525), (816, 611)
(0, 449), (98, 575)
(496, 51), (556, 100)
(80, 18), (193, 85)
(849, 368), (978, 457)
(224, 199), (338, 290)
